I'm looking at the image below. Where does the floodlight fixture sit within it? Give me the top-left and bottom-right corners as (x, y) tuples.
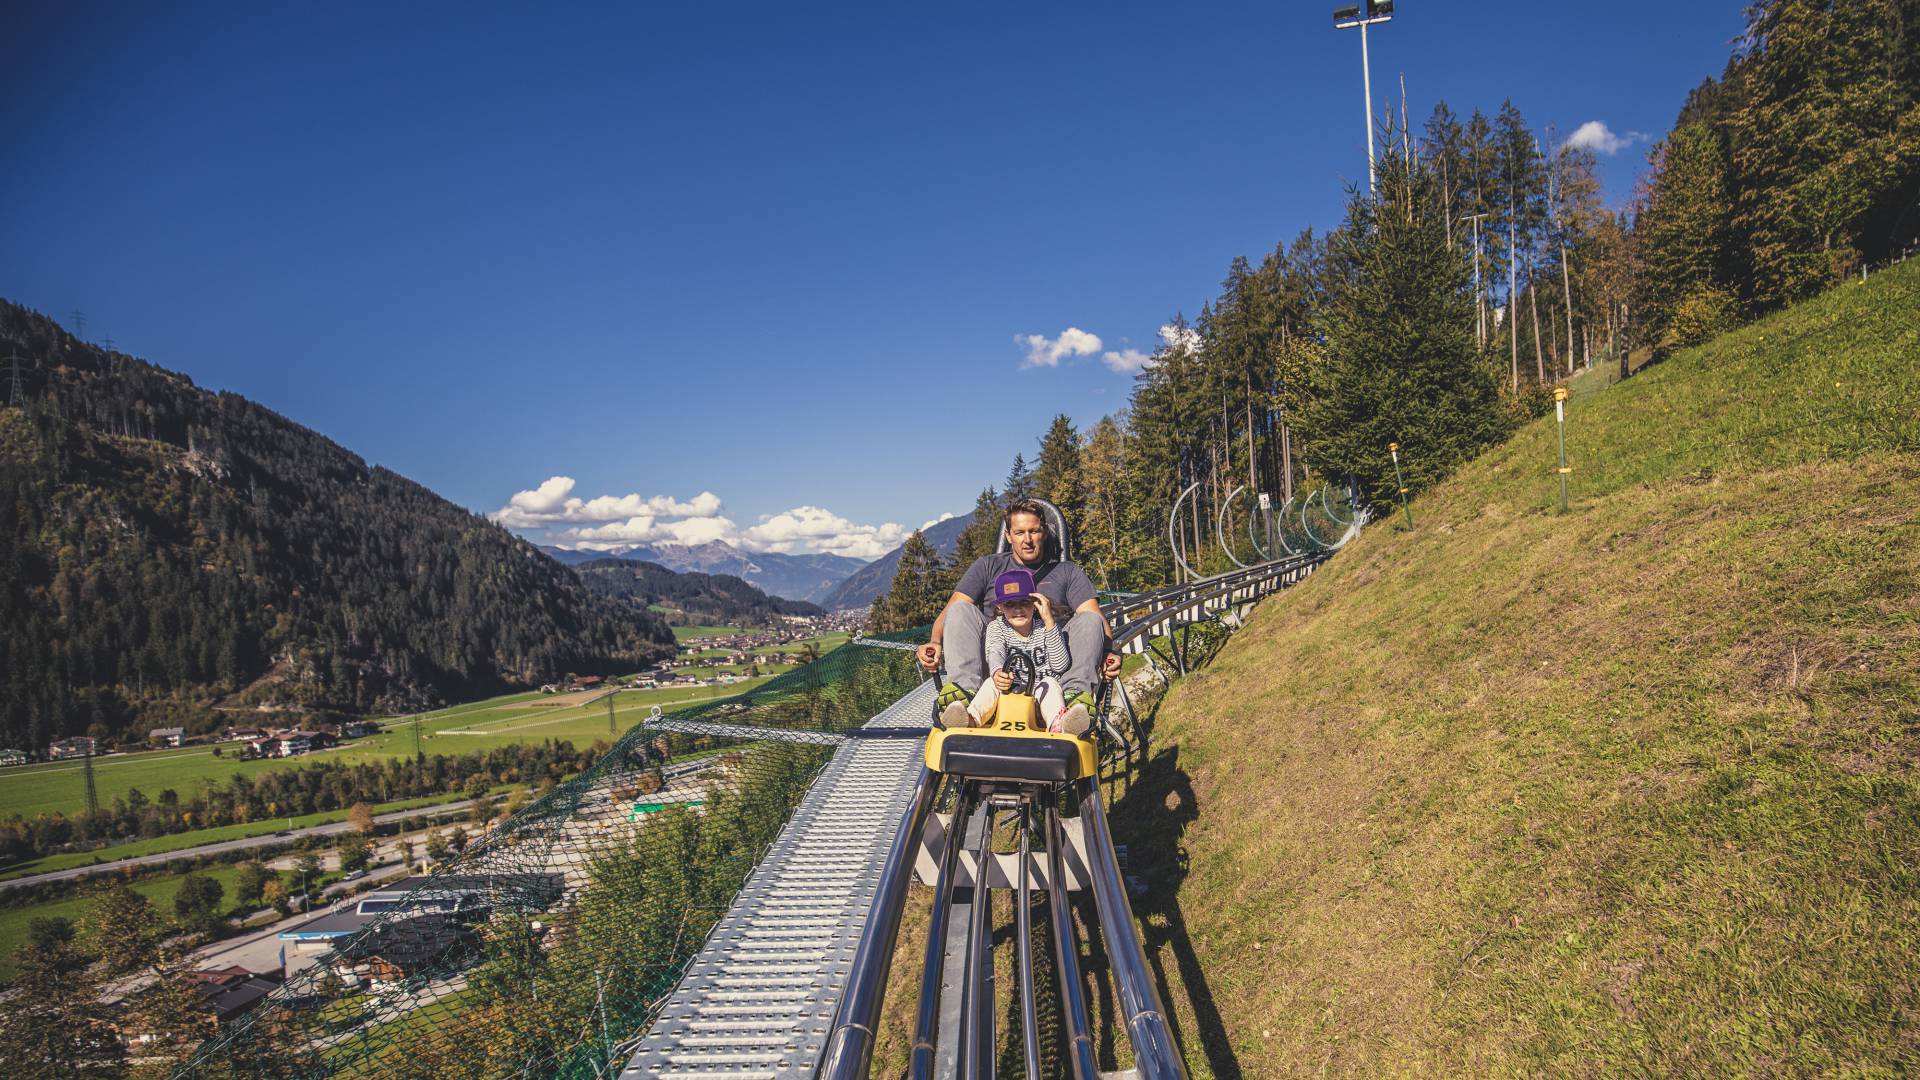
(1332, 0), (1395, 191)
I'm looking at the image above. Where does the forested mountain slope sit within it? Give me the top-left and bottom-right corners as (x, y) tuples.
(1124, 264), (1919, 1076)
(819, 512), (972, 610)
(0, 302), (674, 750)
(570, 558), (823, 625)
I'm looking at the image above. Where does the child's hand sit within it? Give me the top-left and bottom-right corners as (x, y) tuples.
(1032, 593), (1055, 627)
(993, 669), (1014, 692)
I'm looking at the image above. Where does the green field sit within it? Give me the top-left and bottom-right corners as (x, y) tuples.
(0, 628), (853, 843)
(0, 863), (252, 982)
(670, 624), (746, 641)
(0, 790), (473, 882)
(0, 679), (768, 822)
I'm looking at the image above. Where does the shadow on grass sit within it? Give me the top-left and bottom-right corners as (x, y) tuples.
(1094, 743), (1243, 1079)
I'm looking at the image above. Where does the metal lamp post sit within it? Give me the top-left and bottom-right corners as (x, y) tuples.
(1333, 1), (1394, 193)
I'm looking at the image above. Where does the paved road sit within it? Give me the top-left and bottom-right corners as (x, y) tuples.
(0, 799), (483, 892)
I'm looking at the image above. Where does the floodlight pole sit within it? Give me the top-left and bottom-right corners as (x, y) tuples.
(1334, 4), (1393, 193)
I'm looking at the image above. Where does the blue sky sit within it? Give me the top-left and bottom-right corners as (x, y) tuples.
(1, 1), (1743, 559)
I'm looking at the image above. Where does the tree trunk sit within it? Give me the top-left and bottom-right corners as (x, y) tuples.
(1559, 242), (1576, 376)
(1508, 221), (1520, 392)
(1528, 254), (1546, 384)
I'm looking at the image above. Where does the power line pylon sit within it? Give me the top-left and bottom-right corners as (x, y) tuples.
(4, 353), (27, 406)
(83, 745), (99, 817)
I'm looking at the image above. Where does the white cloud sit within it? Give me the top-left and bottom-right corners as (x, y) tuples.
(1102, 348), (1154, 373)
(1017, 327), (1103, 368)
(1159, 323), (1202, 353)
(1566, 120), (1645, 156)
(741, 505), (913, 560)
(490, 479), (724, 528)
(507, 484), (946, 561)
(919, 511), (955, 531)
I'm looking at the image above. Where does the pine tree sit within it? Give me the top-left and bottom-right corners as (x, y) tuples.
(1300, 136), (1511, 511)
(1727, 0), (1920, 303)
(950, 488), (1003, 571)
(1635, 121), (1736, 350)
(876, 531), (947, 632)
(1028, 415), (1085, 545)
(1002, 453), (1035, 503)
(1079, 416), (1131, 587)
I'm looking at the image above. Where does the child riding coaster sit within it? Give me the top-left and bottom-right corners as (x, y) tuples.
(939, 568), (1089, 735)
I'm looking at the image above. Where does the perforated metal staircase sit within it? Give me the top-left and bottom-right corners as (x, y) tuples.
(619, 682), (934, 1079)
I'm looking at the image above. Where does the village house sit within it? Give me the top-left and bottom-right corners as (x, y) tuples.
(328, 914), (475, 989)
(222, 726), (266, 742)
(0, 749), (27, 767)
(186, 966), (282, 1029)
(148, 726), (186, 748)
(48, 736), (97, 760)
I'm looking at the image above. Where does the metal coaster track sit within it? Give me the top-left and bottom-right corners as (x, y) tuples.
(624, 550), (1333, 1079)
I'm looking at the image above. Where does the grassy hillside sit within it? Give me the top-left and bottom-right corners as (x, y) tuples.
(1118, 262), (1919, 1075)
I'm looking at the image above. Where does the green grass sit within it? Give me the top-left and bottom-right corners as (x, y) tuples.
(1090, 261), (1920, 1075)
(0, 791), (467, 882)
(670, 624), (747, 641)
(0, 863), (251, 982)
(0, 677), (780, 821)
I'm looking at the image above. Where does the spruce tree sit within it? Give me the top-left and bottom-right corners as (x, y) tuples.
(1300, 138), (1511, 512)
(1002, 453), (1035, 503)
(876, 531), (947, 632)
(950, 488), (1003, 571)
(1635, 121), (1737, 351)
(1028, 415), (1085, 544)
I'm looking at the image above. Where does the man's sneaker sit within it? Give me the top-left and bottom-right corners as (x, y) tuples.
(1056, 702), (1090, 736)
(936, 682), (969, 710)
(1067, 690), (1097, 711)
(939, 701), (970, 729)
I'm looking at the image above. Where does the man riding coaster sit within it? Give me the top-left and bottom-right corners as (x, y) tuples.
(915, 499), (1123, 736)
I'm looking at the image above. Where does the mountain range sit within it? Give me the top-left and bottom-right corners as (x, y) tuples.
(0, 300), (675, 748)
(817, 513), (974, 610)
(537, 541), (863, 604)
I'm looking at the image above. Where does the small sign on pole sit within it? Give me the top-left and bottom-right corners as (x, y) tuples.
(1553, 387), (1571, 512)
(1388, 442), (1413, 527)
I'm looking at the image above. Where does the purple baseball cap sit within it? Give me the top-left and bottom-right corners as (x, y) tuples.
(990, 568), (1036, 606)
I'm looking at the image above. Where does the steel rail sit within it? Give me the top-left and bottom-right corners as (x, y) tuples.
(1015, 804), (1041, 1080)
(1076, 776), (1189, 1080)
(1046, 804), (1098, 1080)
(957, 798), (997, 1080)
(910, 787), (976, 1080)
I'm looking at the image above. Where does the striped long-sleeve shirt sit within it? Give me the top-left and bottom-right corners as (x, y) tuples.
(983, 617), (1070, 681)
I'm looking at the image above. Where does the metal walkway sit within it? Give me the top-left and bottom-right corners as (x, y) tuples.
(620, 681), (935, 1080)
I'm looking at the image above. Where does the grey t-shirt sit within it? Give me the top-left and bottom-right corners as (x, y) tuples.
(953, 553), (1097, 613)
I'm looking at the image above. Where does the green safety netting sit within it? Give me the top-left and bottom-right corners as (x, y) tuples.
(177, 628), (927, 1079)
